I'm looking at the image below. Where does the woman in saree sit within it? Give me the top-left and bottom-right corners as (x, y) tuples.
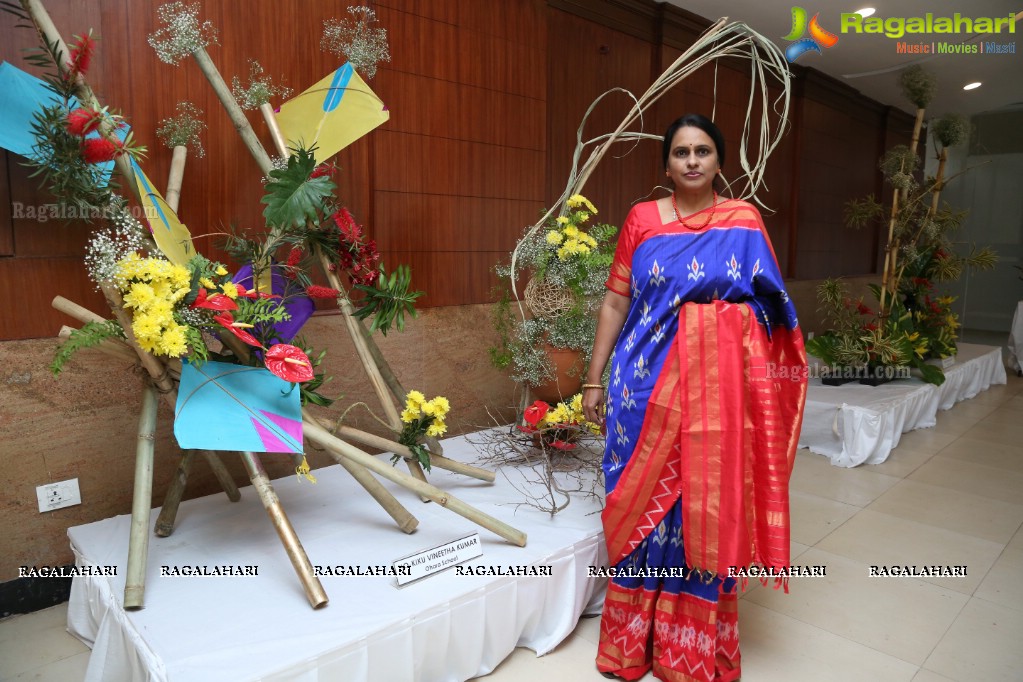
(581, 114), (807, 681)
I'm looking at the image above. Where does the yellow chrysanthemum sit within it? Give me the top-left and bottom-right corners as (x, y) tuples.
(405, 390), (426, 410)
(215, 265), (228, 276)
(556, 216), (570, 225)
(400, 408), (418, 423)
(421, 401), (437, 417)
(426, 422), (447, 438)
(159, 324), (189, 357)
(546, 230), (564, 245)
(220, 281), (239, 299)
(199, 277), (216, 290)
(571, 393), (583, 412)
(132, 312), (162, 339)
(123, 282), (155, 311)
(563, 225), (579, 238)
(430, 396), (450, 416)
(557, 246), (570, 261)
(171, 265), (191, 289)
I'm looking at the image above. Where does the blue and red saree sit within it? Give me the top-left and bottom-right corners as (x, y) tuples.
(596, 200), (807, 681)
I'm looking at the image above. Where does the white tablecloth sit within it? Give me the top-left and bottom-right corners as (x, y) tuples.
(799, 344), (1006, 467)
(66, 432), (607, 681)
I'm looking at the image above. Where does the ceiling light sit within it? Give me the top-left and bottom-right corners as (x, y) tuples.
(854, 7), (876, 17)
(963, 82), (982, 90)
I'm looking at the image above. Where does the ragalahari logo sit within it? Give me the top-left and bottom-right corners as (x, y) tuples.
(782, 7), (839, 62)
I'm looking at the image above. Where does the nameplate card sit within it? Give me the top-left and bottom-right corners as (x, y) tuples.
(392, 533), (483, 586)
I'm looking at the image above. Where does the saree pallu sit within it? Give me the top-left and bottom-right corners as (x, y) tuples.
(597, 302), (805, 681)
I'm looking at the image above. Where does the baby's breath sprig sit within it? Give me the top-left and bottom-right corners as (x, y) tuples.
(321, 6), (390, 79)
(230, 59), (292, 111)
(148, 1), (219, 66)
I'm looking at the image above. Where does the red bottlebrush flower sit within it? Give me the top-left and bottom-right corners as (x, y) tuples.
(80, 136), (123, 163)
(333, 207), (362, 243)
(305, 285), (340, 299)
(264, 344), (314, 383)
(856, 302), (873, 316)
(191, 288), (238, 311)
(864, 322), (878, 331)
(286, 247), (303, 268)
(66, 33), (96, 76)
(310, 162), (337, 179)
(523, 400), (550, 427)
(66, 108), (101, 136)
(912, 277), (932, 289)
(213, 312), (262, 347)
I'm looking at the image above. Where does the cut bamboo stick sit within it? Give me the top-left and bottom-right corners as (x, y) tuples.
(260, 102), (290, 159)
(155, 452), (194, 537)
(165, 145), (188, 212)
(239, 451), (328, 608)
(303, 417), (527, 547)
(318, 419), (495, 483)
(330, 454), (419, 534)
(124, 384), (158, 610)
(201, 451), (241, 502)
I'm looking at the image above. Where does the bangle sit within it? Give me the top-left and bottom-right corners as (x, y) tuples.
(581, 384), (605, 391)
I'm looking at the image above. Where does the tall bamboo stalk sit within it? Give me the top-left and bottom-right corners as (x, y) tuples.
(164, 145), (188, 212)
(124, 384), (158, 609)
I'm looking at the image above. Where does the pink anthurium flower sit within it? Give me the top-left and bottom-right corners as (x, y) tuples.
(264, 344), (314, 383)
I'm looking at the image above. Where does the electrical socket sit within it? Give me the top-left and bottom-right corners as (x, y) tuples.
(36, 478), (82, 512)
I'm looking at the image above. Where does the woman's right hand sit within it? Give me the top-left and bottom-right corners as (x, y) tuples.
(582, 386), (605, 426)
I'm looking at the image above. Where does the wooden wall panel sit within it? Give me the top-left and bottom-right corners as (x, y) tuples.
(0, 0), (912, 340)
(0, 153), (13, 256)
(546, 9), (656, 232)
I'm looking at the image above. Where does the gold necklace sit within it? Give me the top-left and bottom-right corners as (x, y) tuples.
(672, 191), (717, 230)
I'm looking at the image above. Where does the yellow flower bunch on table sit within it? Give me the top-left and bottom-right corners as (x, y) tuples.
(114, 253), (193, 357)
(397, 390), (451, 470)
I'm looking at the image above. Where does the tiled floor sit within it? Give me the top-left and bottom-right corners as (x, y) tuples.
(1, 375), (1020, 681)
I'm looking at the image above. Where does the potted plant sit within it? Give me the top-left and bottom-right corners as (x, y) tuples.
(491, 194), (616, 403)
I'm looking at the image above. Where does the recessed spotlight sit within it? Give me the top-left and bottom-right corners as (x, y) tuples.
(963, 82), (982, 90)
(854, 7), (876, 17)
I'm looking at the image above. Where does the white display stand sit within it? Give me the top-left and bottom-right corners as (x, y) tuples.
(66, 433), (607, 682)
(799, 343), (1007, 467)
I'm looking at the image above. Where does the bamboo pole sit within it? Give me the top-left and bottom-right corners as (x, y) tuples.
(165, 145), (188, 212)
(330, 454), (419, 534)
(58, 325), (138, 364)
(318, 419), (495, 483)
(259, 103), (290, 159)
(190, 46), (273, 176)
(302, 417), (527, 546)
(154, 452), (194, 537)
(124, 384), (158, 609)
(239, 451), (328, 608)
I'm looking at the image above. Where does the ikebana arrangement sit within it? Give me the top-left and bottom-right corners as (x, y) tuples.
(7, 0), (526, 610)
(807, 65), (996, 385)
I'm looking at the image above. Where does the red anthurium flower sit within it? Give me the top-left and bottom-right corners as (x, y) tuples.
(66, 108), (102, 136)
(523, 400), (550, 427)
(305, 285), (340, 299)
(233, 283), (259, 299)
(191, 288), (238, 311)
(80, 137), (123, 164)
(516, 424), (538, 434)
(264, 344), (315, 383)
(550, 439), (577, 451)
(213, 312), (262, 347)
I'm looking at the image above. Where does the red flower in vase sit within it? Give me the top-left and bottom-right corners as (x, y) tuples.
(264, 344), (314, 383)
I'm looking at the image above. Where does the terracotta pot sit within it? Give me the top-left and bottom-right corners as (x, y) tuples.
(530, 344), (584, 405)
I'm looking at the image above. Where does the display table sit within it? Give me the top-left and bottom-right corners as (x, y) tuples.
(799, 343), (1007, 467)
(66, 433), (607, 682)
